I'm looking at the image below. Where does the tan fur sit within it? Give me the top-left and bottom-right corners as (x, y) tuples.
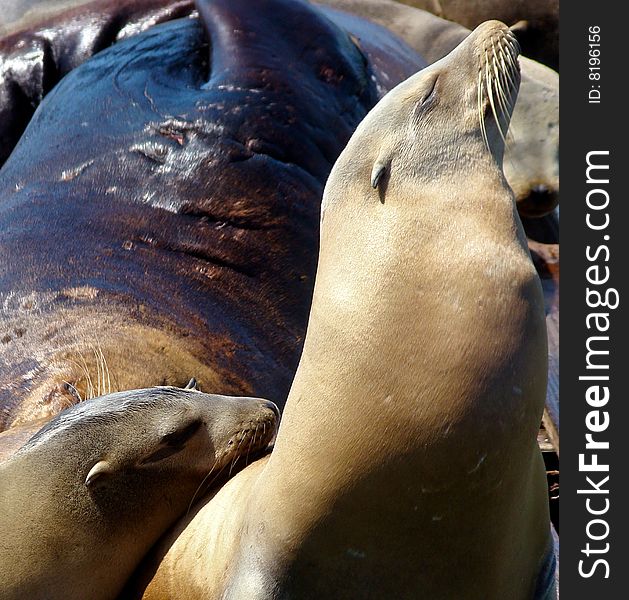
(130, 21), (551, 600)
(1, 295), (227, 430)
(0, 418), (48, 462)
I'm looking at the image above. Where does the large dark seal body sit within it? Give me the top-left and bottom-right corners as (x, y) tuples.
(1, 0), (558, 217)
(0, 0), (399, 429)
(0, 386), (278, 600)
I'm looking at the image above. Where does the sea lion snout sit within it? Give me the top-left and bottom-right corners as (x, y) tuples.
(260, 398), (281, 423)
(199, 394), (280, 460)
(472, 19), (519, 41)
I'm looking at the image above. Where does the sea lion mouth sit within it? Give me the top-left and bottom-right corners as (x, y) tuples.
(476, 26), (520, 151)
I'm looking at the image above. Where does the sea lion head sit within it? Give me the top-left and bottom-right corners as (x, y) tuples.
(0, 386), (278, 598)
(325, 20), (521, 209)
(15, 386), (279, 517)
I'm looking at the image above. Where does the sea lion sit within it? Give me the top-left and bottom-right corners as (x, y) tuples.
(0, 385), (278, 600)
(395, 0), (559, 70)
(0, 0), (385, 431)
(129, 20), (554, 600)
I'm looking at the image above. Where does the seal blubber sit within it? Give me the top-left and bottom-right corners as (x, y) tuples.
(0, 0), (381, 430)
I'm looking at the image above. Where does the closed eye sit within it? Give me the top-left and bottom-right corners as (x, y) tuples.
(161, 420), (202, 448)
(420, 75), (438, 106)
(139, 420), (202, 465)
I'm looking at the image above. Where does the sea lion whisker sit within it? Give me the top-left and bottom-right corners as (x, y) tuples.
(247, 425), (258, 463)
(96, 346), (112, 395)
(186, 456), (222, 516)
(501, 50), (520, 104)
(498, 52), (517, 106)
(501, 46), (520, 145)
(79, 350), (96, 400)
(97, 348), (105, 396)
(477, 70), (490, 151)
(492, 58), (509, 124)
(92, 347), (103, 397)
(68, 355), (94, 401)
(228, 453), (242, 480)
(491, 54), (513, 148)
(484, 50), (507, 144)
(245, 426), (256, 466)
(227, 432), (249, 480)
(490, 41), (510, 116)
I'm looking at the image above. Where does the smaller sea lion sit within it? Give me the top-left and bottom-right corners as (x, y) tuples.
(0, 386), (278, 600)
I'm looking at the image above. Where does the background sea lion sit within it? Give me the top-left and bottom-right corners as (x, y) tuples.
(0, 386), (278, 600)
(395, 0), (559, 70)
(128, 21), (553, 600)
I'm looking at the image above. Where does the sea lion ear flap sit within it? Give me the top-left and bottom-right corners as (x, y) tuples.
(85, 460), (114, 488)
(184, 378), (199, 391)
(371, 160), (387, 190)
(371, 149), (392, 191)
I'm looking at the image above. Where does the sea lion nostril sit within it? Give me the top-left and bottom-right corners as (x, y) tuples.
(263, 401), (281, 422)
(532, 184), (550, 195)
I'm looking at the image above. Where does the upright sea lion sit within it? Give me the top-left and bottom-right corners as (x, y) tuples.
(130, 20), (554, 600)
(0, 386), (278, 600)
(0, 0), (384, 430)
